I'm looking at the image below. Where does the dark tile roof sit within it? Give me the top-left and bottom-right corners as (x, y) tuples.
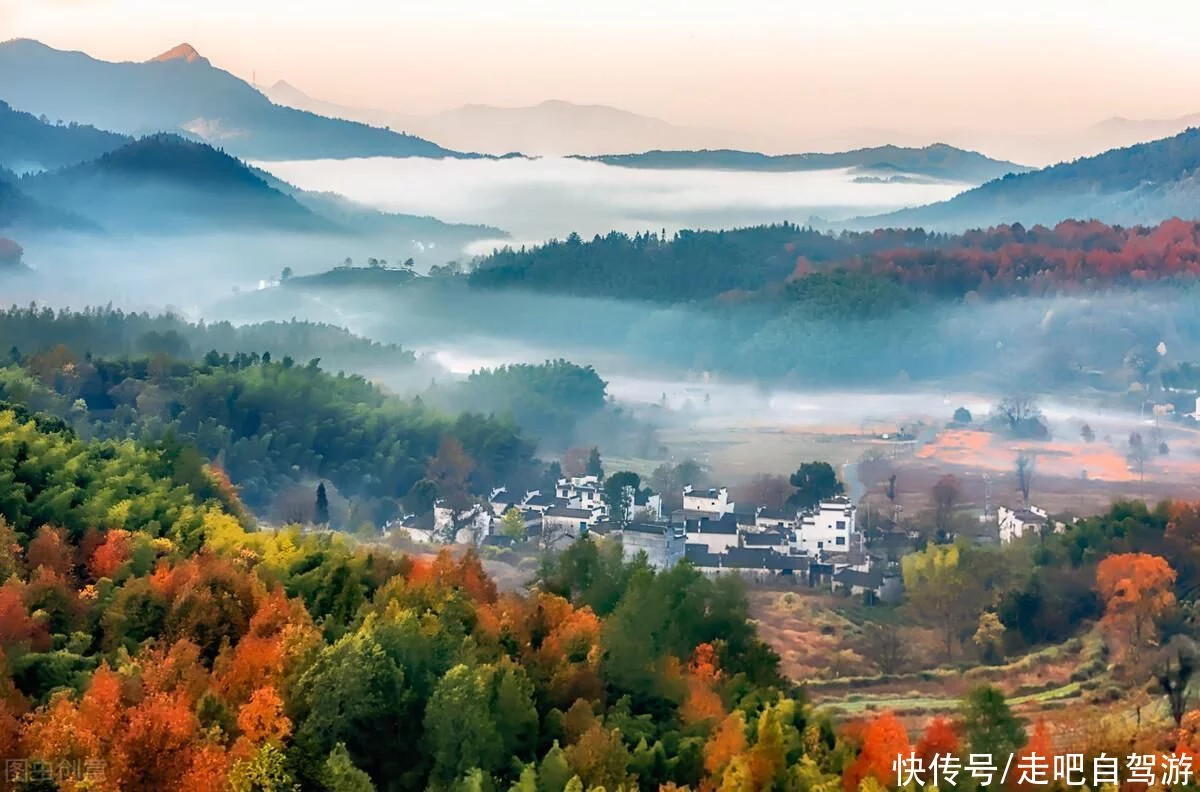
(524, 493), (558, 508)
(834, 568), (885, 589)
(742, 531), (788, 547)
(723, 547), (777, 569)
(766, 554), (807, 571)
(546, 506), (593, 519)
(735, 512), (758, 526)
(685, 543), (722, 568)
(757, 508), (796, 522)
(688, 512), (739, 535)
(626, 522), (670, 535)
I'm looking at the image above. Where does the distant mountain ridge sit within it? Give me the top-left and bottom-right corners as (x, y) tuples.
(261, 82), (744, 156)
(577, 144), (1030, 183)
(853, 127), (1200, 231)
(0, 38), (473, 161)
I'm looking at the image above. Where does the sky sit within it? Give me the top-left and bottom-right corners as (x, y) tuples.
(6, 0), (1200, 139)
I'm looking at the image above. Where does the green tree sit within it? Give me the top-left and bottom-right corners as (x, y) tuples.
(323, 743), (376, 792)
(961, 685), (1025, 760)
(501, 507), (527, 539)
(602, 471), (641, 527)
(902, 543), (995, 661)
(586, 447), (604, 479)
(538, 742), (573, 792)
(291, 627), (409, 785)
(230, 743), (298, 792)
(425, 664), (505, 787)
(787, 462), (844, 509)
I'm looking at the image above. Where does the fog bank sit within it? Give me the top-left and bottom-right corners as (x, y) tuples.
(256, 157), (970, 243)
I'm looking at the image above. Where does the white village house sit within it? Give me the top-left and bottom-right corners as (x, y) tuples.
(794, 496), (857, 556)
(997, 504), (1067, 544)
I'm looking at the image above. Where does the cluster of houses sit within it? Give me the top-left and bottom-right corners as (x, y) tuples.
(431, 478), (902, 601)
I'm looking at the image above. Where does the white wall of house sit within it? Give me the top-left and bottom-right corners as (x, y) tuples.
(755, 513), (795, 531)
(683, 486), (734, 515)
(684, 530), (740, 554)
(621, 526), (685, 569)
(998, 505), (1048, 544)
(795, 498), (857, 556)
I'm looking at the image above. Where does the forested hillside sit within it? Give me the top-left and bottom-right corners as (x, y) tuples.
(861, 127), (1200, 230)
(427, 360), (609, 451)
(468, 224), (944, 302)
(0, 305), (419, 375)
(0, 352), (536, 524)
(583, 143), (1029, 182)
(468, 218), (1200, 308)
(17, 134), (330, 233)
(0, 402), (816, 791)
(0, 100), (130, 172)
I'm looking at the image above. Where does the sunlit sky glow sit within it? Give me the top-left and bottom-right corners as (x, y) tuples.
(7, 0), (1200, 137)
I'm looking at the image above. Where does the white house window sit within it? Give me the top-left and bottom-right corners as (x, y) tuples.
(836, 536), (846, 546)
(836, 520), (846, 530)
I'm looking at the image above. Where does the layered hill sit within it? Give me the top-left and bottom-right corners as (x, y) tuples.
(0, 109), (506, 242)
(17, 134), (328, 233)
(0, 100), (131, 172)
(855, 128), (1200, 231)
(0, 39), (468, 161)
(581, 143), (1030, 183)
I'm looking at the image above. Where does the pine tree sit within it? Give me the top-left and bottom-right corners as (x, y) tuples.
(315, 482), (330, 525)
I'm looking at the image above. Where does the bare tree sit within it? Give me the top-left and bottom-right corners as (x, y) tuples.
(1156, 636), (1198, 728)
(1080, 423), (1095, 443)
(1128, 431), (1149, 482)
(272, 486), (315, 525)
(858, 623), (909, 675)
(997, 395), (1038, 433)
(931, 474), (962, 542)
(1016, 453), (1034, 505)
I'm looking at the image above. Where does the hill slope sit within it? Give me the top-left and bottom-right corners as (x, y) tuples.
(854, 128), (1200, 230)
(17, 134), (330, 233)
(0, 39), (468, 161)
(0, 100), (131, 172)
(582, 144), (1030, 183)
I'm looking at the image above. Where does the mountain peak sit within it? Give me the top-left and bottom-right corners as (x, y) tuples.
(149, 43), (207, 65)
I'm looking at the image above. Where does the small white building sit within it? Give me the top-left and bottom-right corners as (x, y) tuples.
(621, 522), (686, 569)
(542, 505), (600, 540)
(998, 505), (1050, 544)
(682, 513), (741, 553)
(795, 497), (857, 556)
(683, 485), (735, 516)
(556, 476), (605, 514)
(630, 489), (664, 523)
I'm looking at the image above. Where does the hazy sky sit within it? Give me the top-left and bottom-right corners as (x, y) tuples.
(7, 0), (1200, 137)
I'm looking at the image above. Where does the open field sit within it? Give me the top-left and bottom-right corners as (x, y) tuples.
(747, 588), (1131, 729)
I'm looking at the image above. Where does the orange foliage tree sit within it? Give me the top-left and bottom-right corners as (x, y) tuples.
(1095, 552), (1177, 652)
(844, 711), (911, 791)
(915, 716), (959, 764)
